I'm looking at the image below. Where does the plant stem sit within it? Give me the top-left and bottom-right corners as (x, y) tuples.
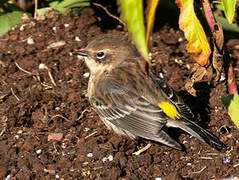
(201, 0), (216, 32)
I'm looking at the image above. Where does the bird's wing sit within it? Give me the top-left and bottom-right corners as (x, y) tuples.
(90, 79), (182, 149)
(153, 74), (194, 120)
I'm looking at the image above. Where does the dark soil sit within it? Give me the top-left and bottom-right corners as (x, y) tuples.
(0, 7), (239, 179)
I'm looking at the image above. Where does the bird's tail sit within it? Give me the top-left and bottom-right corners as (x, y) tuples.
(168, 118), (226, 151)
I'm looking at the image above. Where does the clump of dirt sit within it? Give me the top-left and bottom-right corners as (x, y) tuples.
(0, 7), (238, 179)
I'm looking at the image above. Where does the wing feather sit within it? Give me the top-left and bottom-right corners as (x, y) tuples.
(90, 81), (168, 139)
(153, 74), (194, 119)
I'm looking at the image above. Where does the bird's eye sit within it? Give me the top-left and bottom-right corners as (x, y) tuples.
(96, 51), (105, 59)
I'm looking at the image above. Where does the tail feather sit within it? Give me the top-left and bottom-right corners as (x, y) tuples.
(167, 118), (226, 151)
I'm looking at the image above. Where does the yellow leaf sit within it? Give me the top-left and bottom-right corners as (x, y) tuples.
(176, 0), (211, 66)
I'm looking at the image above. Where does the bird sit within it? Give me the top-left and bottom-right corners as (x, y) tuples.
(72, 33), (225, 151)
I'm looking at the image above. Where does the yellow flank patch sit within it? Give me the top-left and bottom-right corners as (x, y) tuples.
(158, 102), (179, 119)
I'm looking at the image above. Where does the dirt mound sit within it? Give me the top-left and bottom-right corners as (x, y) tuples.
(0, 8), (238, 179)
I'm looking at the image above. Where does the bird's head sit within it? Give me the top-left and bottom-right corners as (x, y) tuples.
(72, 34), (139, 74)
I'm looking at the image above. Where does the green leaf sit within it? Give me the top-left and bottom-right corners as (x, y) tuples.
(176, 0), (211, 66)
(222, 94), (239, 128)
(52, 7), (68, 15)
(36, 7), (52, 17)
(214, 14), (239, 33)
(145, 0), (159, 45)
(221, 0), (236, 24)
(215, 3), (224, 11)
(49, 0), (89, 15)
(49, 0), (89, 9)
(119, 0), (149, 63)
(37, 0), (90, 16)
(0, 11), (23, 36)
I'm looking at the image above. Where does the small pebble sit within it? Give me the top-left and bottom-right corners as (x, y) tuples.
(155, 178), (162, 180)
(47, 41), (66, 49)
(15, 135), (19, 139)
(102, 157), (108, 162)
(52, 27), (57, 31)
(17, 130), (23, 134)
(19, 25), (24, 31)
(102, 155), (114, 162)
(108, 155), (113, 161)
(220, 73), (226, 82)
(36, 149), (42, 154)
(83, 72), (90, 78)
(70, 167), (75, 172)
(186, 64), (191, 69)
(55, 174), (60, 179)
(178, 37), (183, 42)
(75, 36), (81, 41)
(87, 153), (93, 158)
(84, 127), (90, 132)
(39, 63), (47, 70)
(174, 58), (183, 65)
(5, 174), (11, 180)
(61, 143), (66, 149)
(55, 107), (60, 111)
(27, 37), (34, 45)
(64, 24), (69, 27)
(159, 72), (164, 78)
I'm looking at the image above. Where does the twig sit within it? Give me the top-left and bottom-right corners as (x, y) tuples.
(47, 69), (56, 87)
(16, 62), (56, 88)
(92, 167), (103, 170)
(226, 146), (234, 154)
(50, 114), (70, 122)
(0, 60), (6, 67)
(93, 3), (126, 27)
(228, 61), (238, 94)
(39, 64), (57, 87)
(191, 166), (207, 174)
(133, 143), (152, 155)
(15, 62), (42, 83)
(76, 108), (91, 120)
(200, 157), (213, 160)
(34, 0), (38, 19)
(201, 0), (217, 33)
(0, 116), (7, 136)
(206, 153), (220, 156)
(15, 62), (32, 75)
(40, 82), (53, 89)
(0, 93), (9, 101)
(233, 163), (239, 168)
(11, 88), (20, 101)
(85, 131), (97, 139)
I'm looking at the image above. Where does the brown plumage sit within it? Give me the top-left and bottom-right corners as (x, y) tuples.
(72, 34), (225, 151)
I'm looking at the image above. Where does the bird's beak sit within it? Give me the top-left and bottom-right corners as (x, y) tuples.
(72, 49), (89, 56)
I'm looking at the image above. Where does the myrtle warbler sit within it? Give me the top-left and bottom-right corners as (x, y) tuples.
(72, 34), (225, 151)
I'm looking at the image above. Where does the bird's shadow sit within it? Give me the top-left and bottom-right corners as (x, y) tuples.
(178, 82), (212, 128)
